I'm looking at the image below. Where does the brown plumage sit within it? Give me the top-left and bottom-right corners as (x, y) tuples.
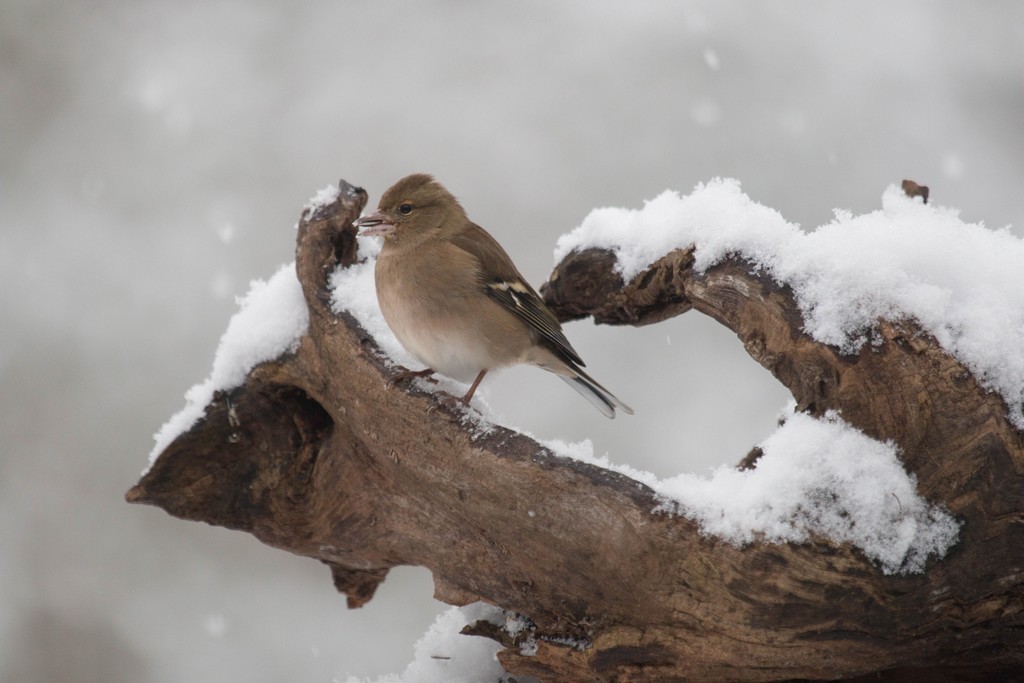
(354, 173), (632, 418)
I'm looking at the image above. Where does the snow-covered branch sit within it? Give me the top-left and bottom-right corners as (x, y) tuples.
(128, 178), (1024, 681)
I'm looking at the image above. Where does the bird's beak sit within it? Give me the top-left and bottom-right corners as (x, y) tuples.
(354, 211), (395, 237)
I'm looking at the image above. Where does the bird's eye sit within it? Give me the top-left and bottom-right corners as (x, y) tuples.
(399, 203), (413, 215)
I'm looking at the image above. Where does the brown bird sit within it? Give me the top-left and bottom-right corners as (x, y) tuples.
(354, 174), (633, 418)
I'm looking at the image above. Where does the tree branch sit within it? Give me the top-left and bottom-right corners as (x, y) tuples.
(127, 180), (1024, 681)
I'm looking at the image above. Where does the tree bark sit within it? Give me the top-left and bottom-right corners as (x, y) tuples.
(127, 180), (1024, 681)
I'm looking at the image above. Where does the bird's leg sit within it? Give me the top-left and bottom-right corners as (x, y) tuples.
(426, 370), (488, 415)
(459, 369), (488, 405)
(387, 367), (437, 389)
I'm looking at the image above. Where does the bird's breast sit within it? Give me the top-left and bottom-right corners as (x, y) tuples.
(374, 248), (532, 383)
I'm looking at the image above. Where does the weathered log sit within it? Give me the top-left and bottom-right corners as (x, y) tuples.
(127, 179), (1024, 681)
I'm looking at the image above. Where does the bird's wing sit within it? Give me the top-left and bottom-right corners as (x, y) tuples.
(449, 223), (585, 367)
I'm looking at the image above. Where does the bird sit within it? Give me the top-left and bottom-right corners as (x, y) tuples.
(353, 173), (633, 418)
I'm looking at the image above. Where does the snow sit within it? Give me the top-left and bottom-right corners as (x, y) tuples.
(702, 48), (720, 71)
(342, 604), (512, 683)
(555, 178), (1024, 429)
(147, 262), (308, 467)
(328, 236), (410, 367)
(550, 405), (959, 574)
(542, 178), (1024, 571)
(203, 614), (227, 638)
(305, 182), (342, 217)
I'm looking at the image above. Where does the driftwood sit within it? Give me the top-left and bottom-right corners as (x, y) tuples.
(127, 179), (1024, 681)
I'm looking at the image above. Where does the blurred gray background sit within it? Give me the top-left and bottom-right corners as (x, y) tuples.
(2, 1), (1022, 680)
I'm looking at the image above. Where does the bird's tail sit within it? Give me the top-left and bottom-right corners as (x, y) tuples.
(558, 366), (634, 419)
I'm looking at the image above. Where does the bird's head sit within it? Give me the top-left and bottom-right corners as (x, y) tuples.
(354, 173), (465, 242)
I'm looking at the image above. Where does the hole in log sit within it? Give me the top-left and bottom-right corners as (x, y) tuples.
(483, 313), (790, 478)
